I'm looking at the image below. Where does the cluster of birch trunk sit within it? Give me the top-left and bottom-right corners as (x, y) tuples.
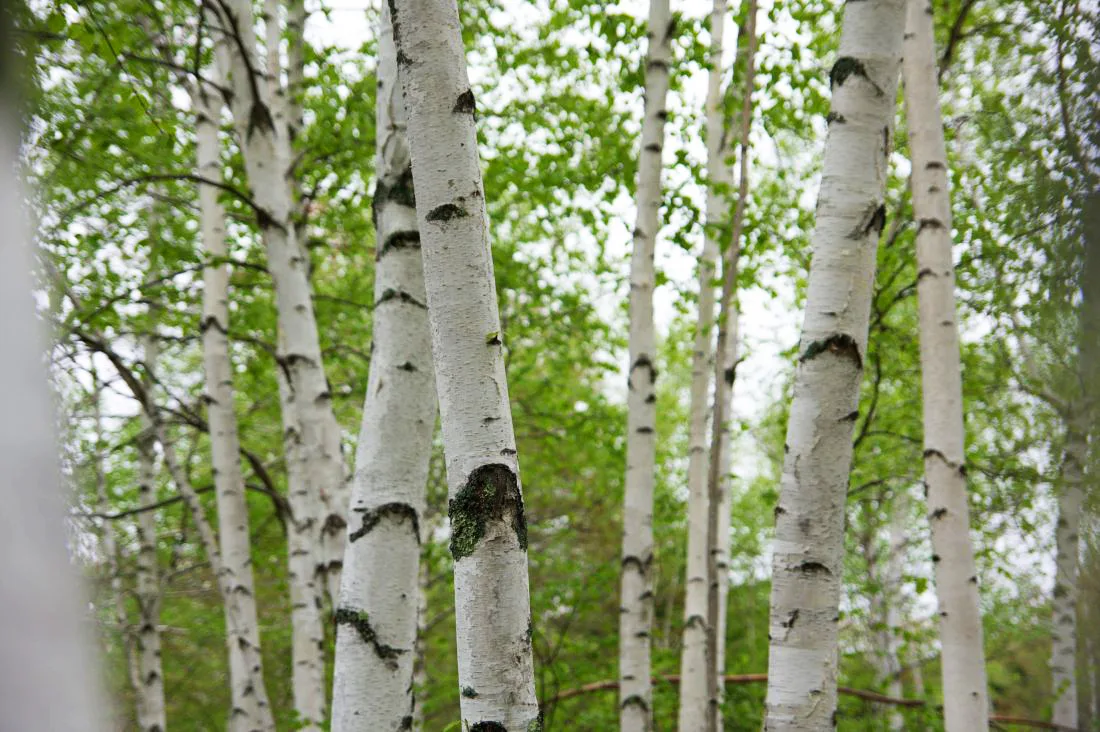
(4, 0), (1099, 730)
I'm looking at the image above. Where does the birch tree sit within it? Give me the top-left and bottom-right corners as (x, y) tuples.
(902, 1), (989, 727)
(330, 2), (437, 728)
(194, 54), (272, 730)
(210, 1), (339, 723)
(389, 0), (539, 727)
(620, 1), (672, 728)
(135, 333), (166, 732)
(765, 0), (905, 727)
(677, 0), (726, 725)
(0, 19), (105, 724)
(706, 5), (757, 727)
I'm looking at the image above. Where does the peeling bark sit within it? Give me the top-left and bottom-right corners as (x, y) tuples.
(765, 0), (905, 728)
(903, 1), (989, 728)
(390, 0), (539, 727)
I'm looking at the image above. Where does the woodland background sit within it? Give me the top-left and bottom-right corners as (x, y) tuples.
(8, 0), (1100, 729)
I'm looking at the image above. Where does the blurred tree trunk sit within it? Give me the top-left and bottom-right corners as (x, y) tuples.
(389, 0), (539, 727)
(331, 2), (437, 728)
(619, 0), (672, 727)
(764, 0), (904, 727)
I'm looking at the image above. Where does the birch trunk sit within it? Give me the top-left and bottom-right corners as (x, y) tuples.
(213, 1), (341, 724)
(331, 2), (438, 728)
(764, 1), (904, 727)
(677, 0), (726, 725)
(903, 2), (990, 728)
(620, 1), (672, 728)
(389, 1), (539, 726)
(713, 301), (738, 688)
(135, 334), (167, 732)
(706, 5), (756, 728)
(194, 68), (271, 731)
(0, 49), (105, 728)
(1052, 426), (1085, 728)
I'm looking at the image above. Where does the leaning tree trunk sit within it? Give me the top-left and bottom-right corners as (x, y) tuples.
(0, 29), (105, 726)
(677, 0), (726, 726)
(212, 1), (340, 725)
(764, 1), (905, 728)
(903, 1), (990, 728)
(330, 2), (438, 729)
(194, 63), (272, 731)
(389, 0), (540, 727)
(706, 5), (757, 728)
(620, 1), (672, 729)
(135, 333), (167, 732)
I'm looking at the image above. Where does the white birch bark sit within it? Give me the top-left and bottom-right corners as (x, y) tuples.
(1051, 426), (1084, 729)
(0, 72), (106, 731)
(764, 1), (905, 728)
(677, 1), (726, 725)
(882, 496), (906, 731)
(331, 2), (438, 728)
(903, 2), (989, 728)
(194, 66), (272, 731)
(135, 334), (167, 732)
(213, 2), (341, 724)
(389, 1), (539, 726)
(620, 2), (672, 729)
(673, 1), (726, 726)
(706, 6), (756, 727)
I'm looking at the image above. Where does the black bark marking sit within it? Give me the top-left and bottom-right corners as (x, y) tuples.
(724, 365), (736, 386)
(471, 723), (507, 732)
(426, 203), (469, 222)
(462, 686), (479, 698)
(199, 314), (227, 335)
(826, 111), (847, 124)
(684, 614), (706, 630)
(797, 561), (832, 576)
(644, 393), (657, 404)
(334, 608), (406, 666)
(372, 167), (416, 225)
(400, 717), (413, 731)
(917, 217), (945, 233)
(621, 695), (650, 712)
(396, 49), (413, 66)
(656, 109), (669, 121)
(246, 100), (275, 139)
(636, 426), (655, 434)
(918, 267), (936, 280)
(621, 554), (653, 573)
(449, 464), (528, 560)
(841, 410), (859, 422)
(348, 502), (421, 543)
(782, 609), (800, 629)
(926, 160), (946, 170)
(930, 507), (948, 521)
(644, 143), (662, 153)
(376, 288), (427, 309)
(486, 332), (502, 346)
(829, 57), (870, 89)
(850, 203), (887, 238)
(647, 59), (670, 73)
(932, 554), (942, 563)
(630, 354), (658, 384)
(378, 230), (421, 260)
(774, 505), (786, 518)
(453, 89), (476, 114)
(799, 334), (863, 369)
(397, 361), (417, 372)
(500, 448), (517, 457)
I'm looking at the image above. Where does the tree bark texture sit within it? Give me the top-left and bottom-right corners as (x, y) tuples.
(331, 2), (438, 729)
(764, 1), (905, 728)
(390, 0), (540, 727)
(903, 1), (990, 728)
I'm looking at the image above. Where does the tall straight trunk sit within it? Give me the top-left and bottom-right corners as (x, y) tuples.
(0, 33), (105, 726)
(903, 1), (990, 728)
(706, 4), (756, 729)
(882, 495), (906, 731)
(713, 305), (738, 684)
(194, 65), (272, 731)
(135, 334), (167, 732)
(1052, 426), (1085, 728)
(620, 1), (672, 728)
(677, 0), (726, 726)
(331, 2), (438, 728)
(92, 370), (143, 720)
(764, 1), (904, 728)
(212, 1), (341, 724)
(389, 0), (539, 726)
